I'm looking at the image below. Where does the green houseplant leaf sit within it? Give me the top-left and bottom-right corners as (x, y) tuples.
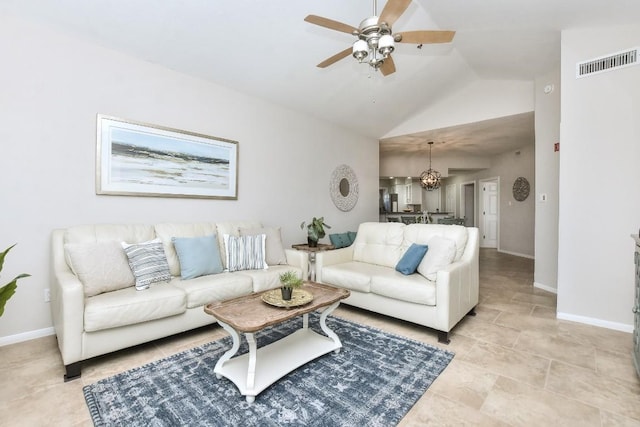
(0, 244), (30, 317)
(300, 217), (332, 243)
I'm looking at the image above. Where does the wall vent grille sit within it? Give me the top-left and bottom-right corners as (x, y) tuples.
(576, 47), (638, 78)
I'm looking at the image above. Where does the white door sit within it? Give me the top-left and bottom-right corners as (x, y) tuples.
(481, 180), (498, 248)
(446, 184), (456, 216)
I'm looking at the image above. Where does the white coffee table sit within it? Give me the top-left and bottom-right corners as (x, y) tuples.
(204, 282), (350, 403)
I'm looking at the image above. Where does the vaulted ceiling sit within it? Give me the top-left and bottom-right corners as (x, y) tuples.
(3, 0), (639, 155)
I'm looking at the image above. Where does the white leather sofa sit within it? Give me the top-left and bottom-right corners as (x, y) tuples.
(51, 221), (307, 381)
(315, 222), (479, 343)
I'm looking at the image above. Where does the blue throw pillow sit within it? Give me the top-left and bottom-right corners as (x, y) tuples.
(395, 244), (429, 275)
(172, 235), (223, 280)
(347, 231), (357, 245)
(329, 233), (352, 249)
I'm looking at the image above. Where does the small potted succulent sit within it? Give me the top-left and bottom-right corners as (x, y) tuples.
(279, 270), (303, 301)
(300, 217), (331, 248)
(0, 244), (30, 317)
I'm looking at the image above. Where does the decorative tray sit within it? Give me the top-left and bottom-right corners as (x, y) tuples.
(262, 289), (314, 308)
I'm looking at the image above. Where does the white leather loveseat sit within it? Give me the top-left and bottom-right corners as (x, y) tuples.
(315, 222), (479, 343)
(51, 221), (307, 381)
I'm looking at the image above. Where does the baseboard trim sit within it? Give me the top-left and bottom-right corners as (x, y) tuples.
(497, 249), (534, 259)
(533, 282), (557, 294)
(556, 312), (633, 333)
(0, 327), (55, 347)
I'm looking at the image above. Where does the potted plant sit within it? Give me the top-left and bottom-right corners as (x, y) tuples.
(279, 270), (303, 301)
(300, 217), (331, 248)
(0, 244), (30, 317)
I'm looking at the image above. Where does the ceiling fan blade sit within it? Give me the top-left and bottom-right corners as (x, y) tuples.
(380, 55), (396, 76)
(379, 0), (412, 27)
(317, 48), (352, 68)
(396, 30), (456, 44)
(304, 15), (358, 34)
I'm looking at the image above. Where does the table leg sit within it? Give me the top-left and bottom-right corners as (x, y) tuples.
(245, 332), (257, 402)
(309, 252), (316, 281)
(214, 320), (241, 378)
(319, 301), (342, 353)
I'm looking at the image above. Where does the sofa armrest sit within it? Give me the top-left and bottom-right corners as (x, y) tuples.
(315, 247), (354, 283)
(51, 230), (85, 366)
(433, 228), (480, 331)
(284, 249), (309, 279)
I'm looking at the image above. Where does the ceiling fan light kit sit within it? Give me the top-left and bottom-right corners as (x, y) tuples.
(305, 0), (455, 77)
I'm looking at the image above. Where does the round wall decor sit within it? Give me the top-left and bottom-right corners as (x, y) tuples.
(330, 164), (359, 211)
(512, 177), (530, 201)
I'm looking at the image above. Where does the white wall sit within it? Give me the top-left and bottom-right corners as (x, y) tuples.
(534, 69), (561, 293)
(557, 25), (640, 331)
(0, 14), (378, 340)
(442, 143), (536, 258)
(382, 79), (535, 139)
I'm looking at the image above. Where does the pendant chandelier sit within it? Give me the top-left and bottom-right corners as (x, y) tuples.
(419, 141), (441, 191)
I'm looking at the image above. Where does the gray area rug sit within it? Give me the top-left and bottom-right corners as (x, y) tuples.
(84, 313), (454, 426)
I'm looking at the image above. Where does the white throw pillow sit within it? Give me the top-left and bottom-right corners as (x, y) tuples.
(239, 227), (287, 265)
(223, 234), (268, 272)
(417, 236), (457, 281)
(121, 238), (171, 290)
(64, 241), (135, 297)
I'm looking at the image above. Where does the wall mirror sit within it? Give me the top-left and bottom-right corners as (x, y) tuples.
(330, 164), (359, 211)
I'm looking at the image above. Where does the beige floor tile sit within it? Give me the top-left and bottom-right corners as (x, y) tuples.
(546, 360), (640, 421)
(454, 316), (521, 347)
(481, 376), (601, 426)
(399, 392), (511, 427)
(511, 291), (557, 308)
(531, 305), (557, 319)
(596, 347), (639, 384)
(514, 329), (597, 370)
(494, 310), (559, 333)
(460, 340), (550, 388)
(480, 295), (535, 316)
(601, 410), (640, 427)
(429, 359), (499, 410)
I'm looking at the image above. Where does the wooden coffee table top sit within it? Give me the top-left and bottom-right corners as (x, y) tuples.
(204, 281), (349, 333)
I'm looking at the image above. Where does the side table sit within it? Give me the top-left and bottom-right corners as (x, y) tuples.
(291, 243), (335, 281)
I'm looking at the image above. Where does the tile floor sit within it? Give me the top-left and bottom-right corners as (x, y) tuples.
(1, 249), (639, 426)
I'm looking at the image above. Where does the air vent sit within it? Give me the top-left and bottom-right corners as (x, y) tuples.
(576, 47), (639, 78)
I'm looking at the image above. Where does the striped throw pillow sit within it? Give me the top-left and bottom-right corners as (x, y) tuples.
(121, 238), (171, 290)
(223, 234), (268, 272)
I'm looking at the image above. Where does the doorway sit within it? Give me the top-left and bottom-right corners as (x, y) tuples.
(480, 178), (499, 248)
(460, 181), (476, 227)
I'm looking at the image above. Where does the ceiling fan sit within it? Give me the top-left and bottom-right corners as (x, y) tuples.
(304, 0), (455, 76)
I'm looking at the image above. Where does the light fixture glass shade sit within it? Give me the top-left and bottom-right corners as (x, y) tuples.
(352, 40), (369, 62)
(420, 169), (441, 190)
(378, 34), (395, 57)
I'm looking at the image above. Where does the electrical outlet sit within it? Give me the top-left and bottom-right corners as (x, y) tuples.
(44, 288), (50, 303)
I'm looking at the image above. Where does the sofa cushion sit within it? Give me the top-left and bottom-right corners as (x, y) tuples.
(239, 227), (288, 265)
(172, 235), (223, 280)
(321, 261), (395, 293)
(417, 236), (457, 281)
(154, 222), (218, 276)
(121, 239), (172, 290)
(64, 241), (135, 297)
(352, 222), (405, 268)
(370, 272), (436, 306)
(404, 224), (468, 262)
(395, 244), (429, 275)
(237, 265), (303, 293)
(171, 273), (253, 309)
(84, 283), (186, 332)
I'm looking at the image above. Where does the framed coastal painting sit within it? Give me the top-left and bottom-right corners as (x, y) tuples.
(96, 115), (238, 199)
